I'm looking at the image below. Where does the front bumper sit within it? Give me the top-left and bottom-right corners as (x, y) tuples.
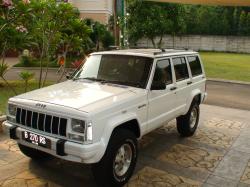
(2, 121), (105, 164)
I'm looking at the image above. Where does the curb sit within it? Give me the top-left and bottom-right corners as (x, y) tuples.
(207, 78), (250, 86)
(0, 115), (6, 133)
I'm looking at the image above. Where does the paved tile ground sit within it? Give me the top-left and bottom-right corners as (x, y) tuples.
(0, 104), (250, 187)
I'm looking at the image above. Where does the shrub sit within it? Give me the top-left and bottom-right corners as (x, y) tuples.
(19, 55), (33, 67)
(19, 71), (35, 92)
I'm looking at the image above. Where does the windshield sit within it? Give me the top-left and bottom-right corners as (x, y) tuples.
(73, 54), (153, 88)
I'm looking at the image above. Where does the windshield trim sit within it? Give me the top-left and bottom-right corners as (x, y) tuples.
(73, 54), (154, 89)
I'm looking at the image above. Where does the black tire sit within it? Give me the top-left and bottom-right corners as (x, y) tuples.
(176, 102), (200, 137)
(18, 144), (52, 161)
(92, 129), (138, 187)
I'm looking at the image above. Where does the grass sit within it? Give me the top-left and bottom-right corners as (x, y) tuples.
(0, 81), (54, 115)
(200, 52), (250, 82)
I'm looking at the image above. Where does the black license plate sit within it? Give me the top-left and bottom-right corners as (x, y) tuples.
(22, 131), (51, 149)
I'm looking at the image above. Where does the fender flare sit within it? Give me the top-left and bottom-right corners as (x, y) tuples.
(184, 89), (202, 114)
(97, 113), (141, 161)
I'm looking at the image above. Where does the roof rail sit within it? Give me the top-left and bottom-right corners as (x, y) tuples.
(153, 47), (191, 55)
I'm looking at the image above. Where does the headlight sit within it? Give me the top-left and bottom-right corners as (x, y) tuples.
(71, 119), (85, 133)
(8, 104), (17, 116)
(70, 119), (93, 144)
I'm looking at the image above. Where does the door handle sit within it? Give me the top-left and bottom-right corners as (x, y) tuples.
(187, 81), (193, 85)
(170, 87), (177, 91)
(138, 104), (147, 109)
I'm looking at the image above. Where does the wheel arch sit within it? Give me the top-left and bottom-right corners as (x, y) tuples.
(98, 113), (141, 161)
(185, 89), (202, 114)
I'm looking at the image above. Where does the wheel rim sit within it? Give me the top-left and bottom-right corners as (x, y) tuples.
(113, 143), (132, 177)
(190, 107), (198, 129)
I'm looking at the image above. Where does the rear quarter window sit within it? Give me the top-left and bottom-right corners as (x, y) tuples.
(187, 56), (203, 77)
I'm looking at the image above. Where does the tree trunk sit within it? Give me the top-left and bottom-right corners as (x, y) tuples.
(38, 32), (46, 88)
(41, 54), (50, 88)
(158, 34), (164, 48)
(150, 38), (156, 48)
(41, 40), (51, 88)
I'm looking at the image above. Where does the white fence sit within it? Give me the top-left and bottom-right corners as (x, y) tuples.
(137, 35), (250, 53)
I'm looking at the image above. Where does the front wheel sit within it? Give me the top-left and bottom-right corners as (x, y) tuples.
(92, 129), (138, 187)
(177, 103), (200, 137)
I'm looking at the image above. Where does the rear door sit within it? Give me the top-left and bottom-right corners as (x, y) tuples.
(172, 56), (192, 114)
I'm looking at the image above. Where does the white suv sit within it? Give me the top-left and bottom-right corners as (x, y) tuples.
(3, 49), (207, 186)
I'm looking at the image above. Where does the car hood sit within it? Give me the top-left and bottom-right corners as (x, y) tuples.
(15, 80), (141, 112)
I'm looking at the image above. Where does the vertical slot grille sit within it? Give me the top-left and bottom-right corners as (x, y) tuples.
(45, 115), (52, 133)
(52, 117), (59, 134)
(21, 109), (26, 126)
(16, 108), (21, 124)
(38, 114), (45, 131)
(15, 107), (67, 137)
(59, 118), (67, 136)
(32, 112), (38, 129)
(26, 111), (32, 127)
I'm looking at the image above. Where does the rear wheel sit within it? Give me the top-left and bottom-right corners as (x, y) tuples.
(177, 102), (200, 137)
(18, 144), (52, 161)
(92, 129), (138, 187)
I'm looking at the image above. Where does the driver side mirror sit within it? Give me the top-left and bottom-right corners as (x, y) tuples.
(151, 81), (166, 90)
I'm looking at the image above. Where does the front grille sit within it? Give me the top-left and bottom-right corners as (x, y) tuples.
(15, 108), (67, 137)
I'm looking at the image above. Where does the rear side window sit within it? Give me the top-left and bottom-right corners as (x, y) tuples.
(188, 56), (203, 76)
(153, 59), (172, 85)
(172, 57), (189, 81)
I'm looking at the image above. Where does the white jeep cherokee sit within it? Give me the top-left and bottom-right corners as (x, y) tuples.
(3, 49), (207, 186)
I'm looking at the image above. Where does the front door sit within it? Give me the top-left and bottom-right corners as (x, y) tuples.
(147, 58), (178, 132)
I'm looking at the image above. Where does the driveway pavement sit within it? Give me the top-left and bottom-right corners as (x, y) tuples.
(1, 104), (250, 187)
(205, 80), (250, 111)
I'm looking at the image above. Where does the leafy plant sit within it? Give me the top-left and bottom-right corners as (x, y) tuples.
(19, 55), (33, 67)
(19, 71), (35, 92)
(0, 62), (17, 95)
(86, 19), (115, 51)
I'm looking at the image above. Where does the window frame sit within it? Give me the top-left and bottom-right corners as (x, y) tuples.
(147, 57), (174, 90)
(171, 56), (191, 82)
(152, 58), (173, 86)
(186, 55), (203, 77)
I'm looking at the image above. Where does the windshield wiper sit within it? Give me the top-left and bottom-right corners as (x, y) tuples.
(105, 80), (141, 88)
(74, 77), (106, 82)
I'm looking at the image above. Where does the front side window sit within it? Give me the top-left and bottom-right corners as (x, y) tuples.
(172, 57), (189, 81)
(73, 55), (153, 88)
(188, 56), (203, 76)
(153, 59), (172, 85)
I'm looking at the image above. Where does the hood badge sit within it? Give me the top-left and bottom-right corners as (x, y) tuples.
(35, 103), (46, 109)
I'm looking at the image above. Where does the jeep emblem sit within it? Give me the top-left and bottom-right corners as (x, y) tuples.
(35, 103), (46, 109)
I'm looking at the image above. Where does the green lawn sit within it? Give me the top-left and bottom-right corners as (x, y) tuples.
(0, 81), (53, 114)
(200, 52), (250, 82)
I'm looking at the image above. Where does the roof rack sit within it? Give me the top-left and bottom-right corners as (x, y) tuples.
(153, 47), (190, 55)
